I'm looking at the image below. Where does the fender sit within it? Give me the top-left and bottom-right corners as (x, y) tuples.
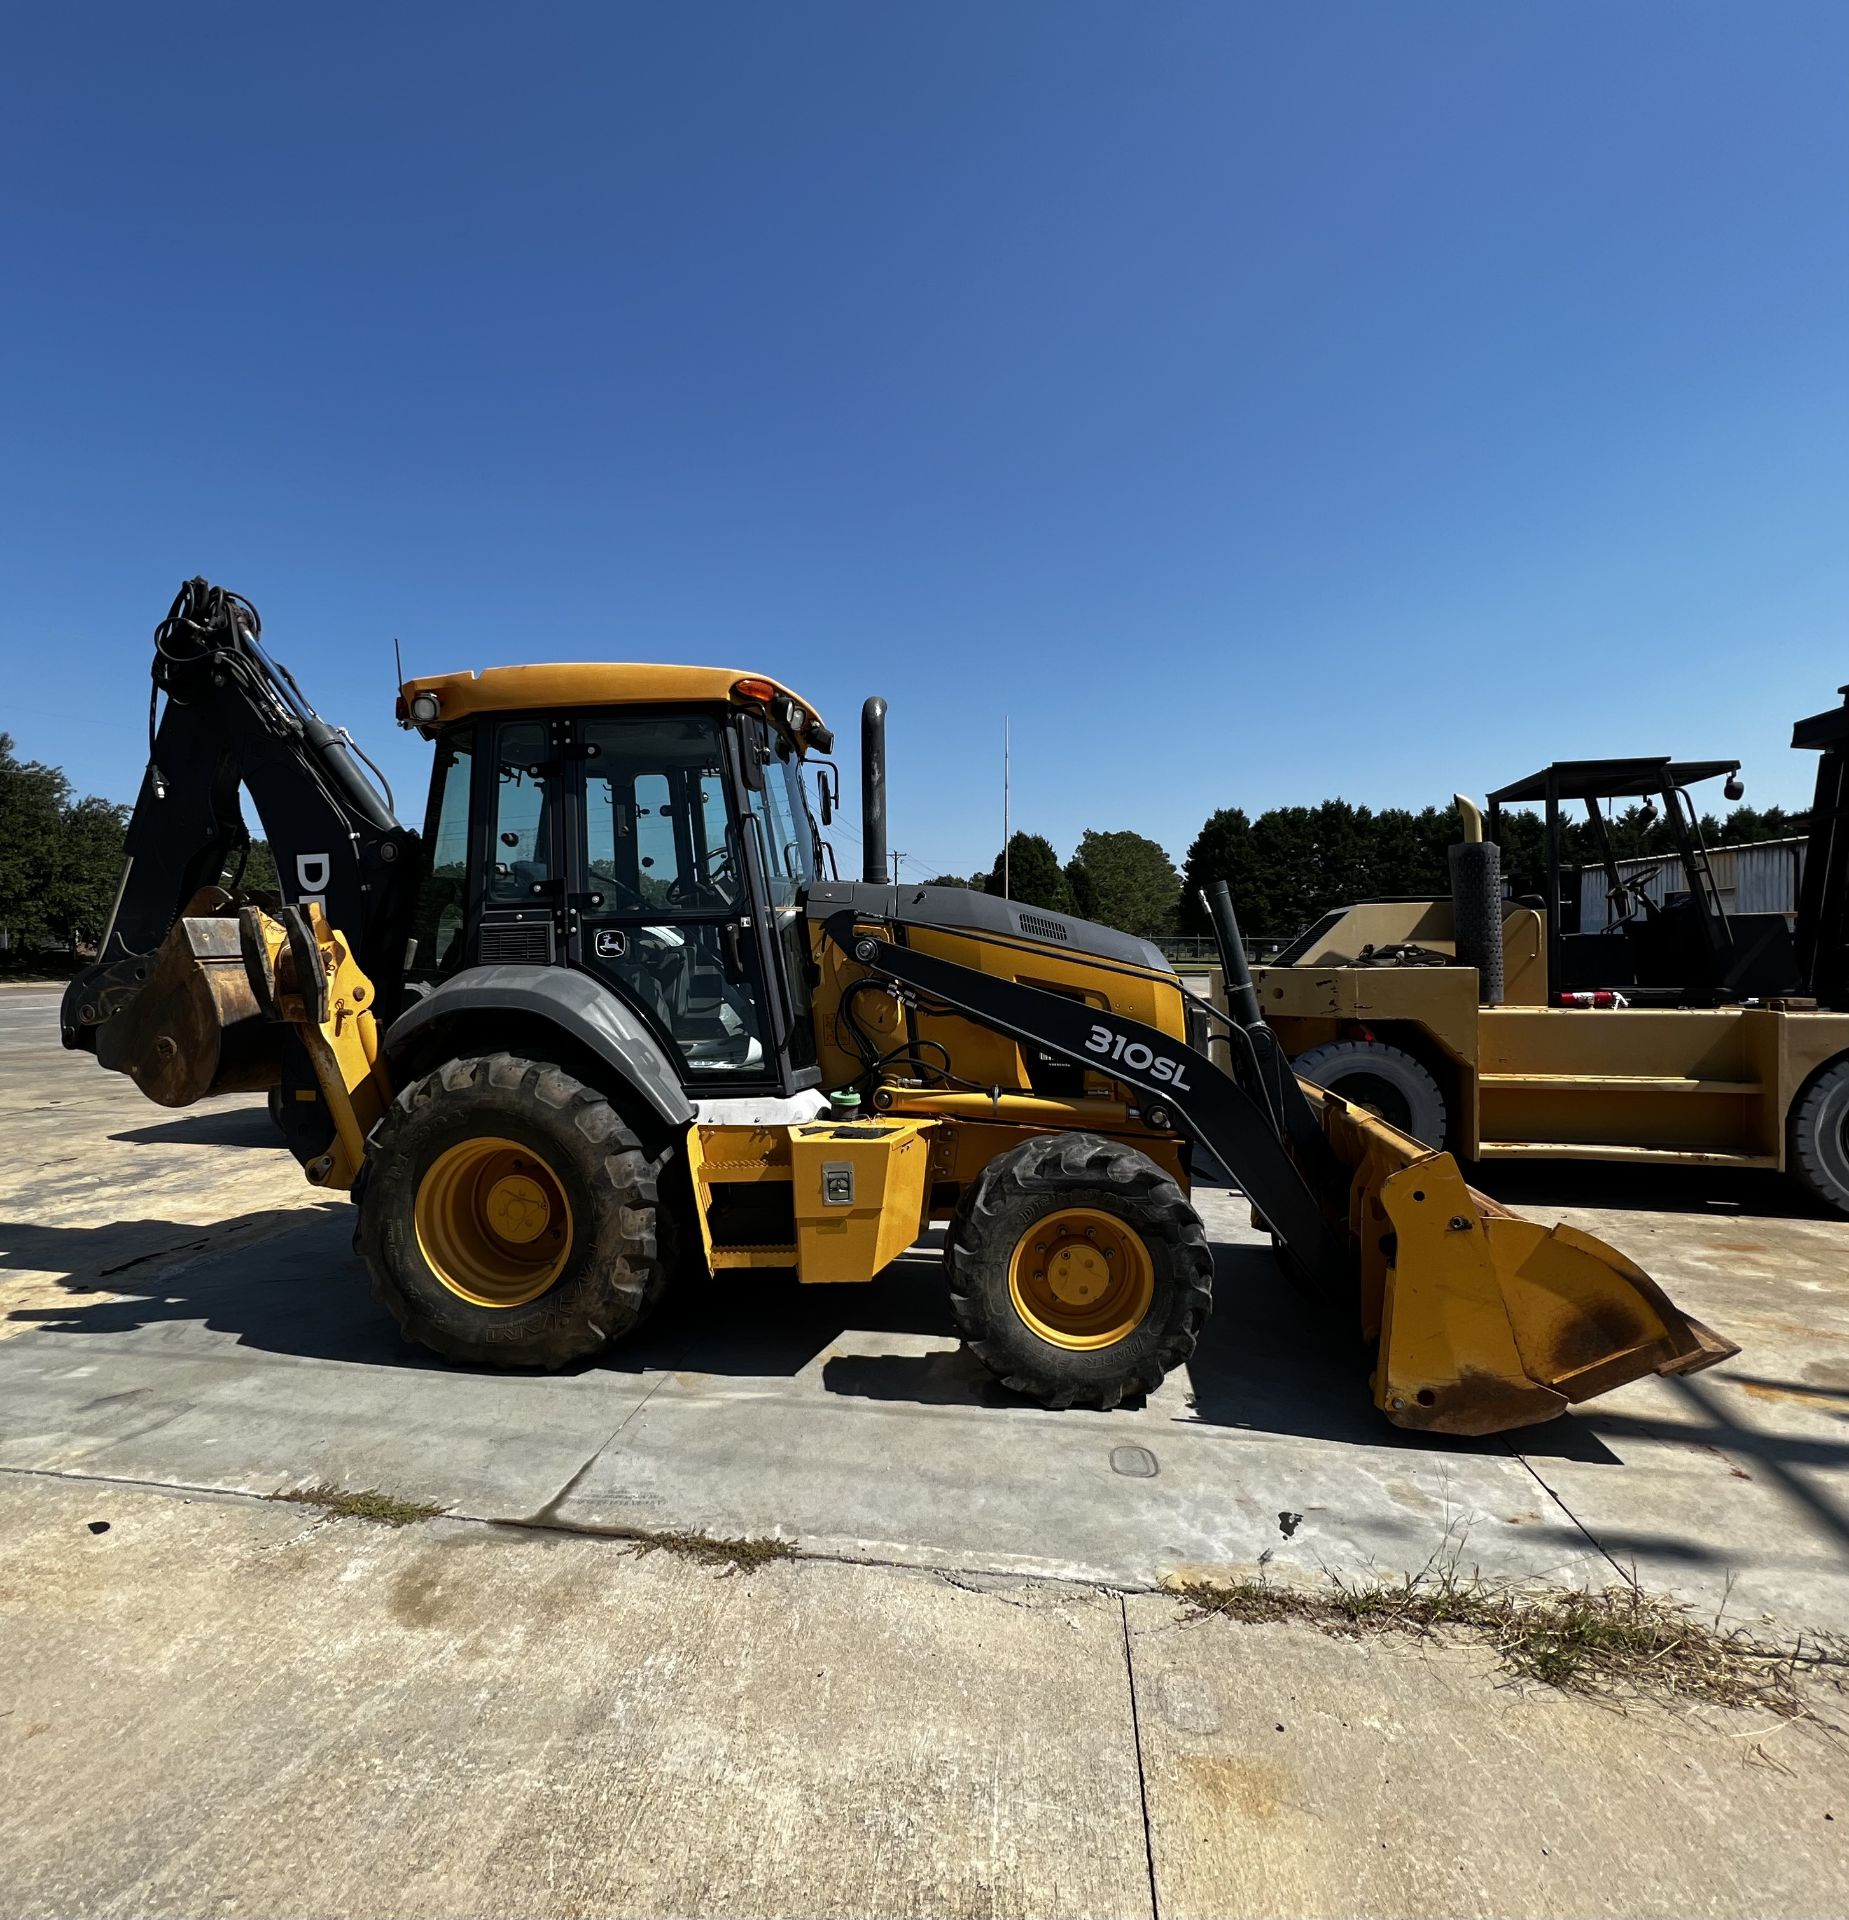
(384, 965), (693, 1132)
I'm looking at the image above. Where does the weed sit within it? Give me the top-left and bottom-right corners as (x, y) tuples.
(610, 1527), (795, 1576)
(1167, 1564), (1838, 1718)
(272, 1484), (445, 1528)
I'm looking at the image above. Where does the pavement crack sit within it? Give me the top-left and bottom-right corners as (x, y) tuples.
(1500, 1439), (1640, 1590)
(932, 1569), (1084, 1609)
(98, 1237), (214, 1276)
(521, 1364), (682, 1527)
(94, 1212), (309, 1278)
(1118, 1593), (1162, 1920)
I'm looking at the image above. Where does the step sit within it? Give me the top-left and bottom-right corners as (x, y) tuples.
(1478, 1073), (1761, 1096)
(1474, 1141), (1778, 1169)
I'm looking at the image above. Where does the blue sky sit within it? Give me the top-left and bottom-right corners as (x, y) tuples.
(3, 3), (1845, 881)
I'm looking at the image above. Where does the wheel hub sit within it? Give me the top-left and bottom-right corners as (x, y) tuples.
(485, 1172), (550, 1244)
(1046, 1239), (1110, 1307)
(413, 1136), (573, 1309)
(1009, 1207), (1156, 1351)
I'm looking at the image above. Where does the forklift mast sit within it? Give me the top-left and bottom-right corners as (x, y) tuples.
(1793, 686), (1849, 1009)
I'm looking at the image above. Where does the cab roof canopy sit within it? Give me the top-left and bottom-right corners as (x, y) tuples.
(399, 663), (827, 743)
(1488, 757), (1740, 806)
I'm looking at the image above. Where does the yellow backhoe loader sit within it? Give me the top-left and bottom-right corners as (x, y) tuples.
(1255, 707), (1849, 1215)
(61, 579), (1734, 1435)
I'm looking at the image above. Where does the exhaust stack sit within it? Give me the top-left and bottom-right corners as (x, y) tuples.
(861, 696), (888, 884)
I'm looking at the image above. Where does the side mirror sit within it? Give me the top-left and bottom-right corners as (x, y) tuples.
(814, 765), (837, 825)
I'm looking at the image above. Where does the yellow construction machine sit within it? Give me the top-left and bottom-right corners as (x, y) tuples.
(1255, 713), (1849, 1215)
(61, 580), (1734, 1435)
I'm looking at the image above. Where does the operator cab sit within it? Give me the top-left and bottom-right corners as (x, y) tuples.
(398, 665), (835, 1098)
(1486, 755), (1799, 1006)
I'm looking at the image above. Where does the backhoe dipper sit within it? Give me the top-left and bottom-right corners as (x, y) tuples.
(62, 580), (1733, 1433)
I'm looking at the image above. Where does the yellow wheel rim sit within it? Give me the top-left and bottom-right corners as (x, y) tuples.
(1008, 1206), (1155, 1351)
(414, 1135), (574, 1309)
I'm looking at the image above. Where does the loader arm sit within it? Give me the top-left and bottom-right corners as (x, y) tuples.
(824, 913), (1356, 1306)
(822, 910), (1735, 1435)
(61, 579), (419, 1132)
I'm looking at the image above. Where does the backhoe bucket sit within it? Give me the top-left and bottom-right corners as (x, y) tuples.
(90, 896), (281, 1108)
(1306, 1085), (1736, 1436)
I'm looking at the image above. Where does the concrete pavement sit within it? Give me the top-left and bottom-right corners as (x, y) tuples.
(2, 1472), (1844, 1919)
(6, 981), (1849, 1913)
(3, 986), (1848, 1628)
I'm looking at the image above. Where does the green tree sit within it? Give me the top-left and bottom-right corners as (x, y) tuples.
(1370, 805), (1455, 897)
(1064, 829), (1180, 940)
(1719, 804), (1798, 844)
(923, 872), (972, 890)
(1064, 855), (1098, 920)
(986, 832), (1071, 912)
(46, 795), (130, 950)
(1179, 807), (1263, 935)
(0, 735), (71, 947)
(0, 735), (132, 953)
(234, 836), (281, 894)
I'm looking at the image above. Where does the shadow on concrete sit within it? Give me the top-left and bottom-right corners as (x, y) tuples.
(4, 1206), (1760, 1470)
(1585, 1371), (1849, 1561)
(107, 1109), (283, 1151)
(1466, 1157), (1819, 1222)
(695, 1236), (1624, 1463)
(0, 1207), (428, 1369)
(1724, 1370), (1849, 1406)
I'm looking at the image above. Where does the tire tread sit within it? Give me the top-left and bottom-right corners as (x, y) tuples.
(946, 1132), (1212, 1409)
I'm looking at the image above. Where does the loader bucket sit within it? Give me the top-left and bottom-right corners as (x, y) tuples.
(1305, 1084), (1736, 1436)
(91, 899), (281, 1108)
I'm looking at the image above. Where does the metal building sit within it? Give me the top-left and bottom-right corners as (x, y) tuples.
(1576, 836), (1807, 931)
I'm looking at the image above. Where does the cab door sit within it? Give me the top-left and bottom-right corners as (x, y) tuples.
(568, 710), (788, 1091)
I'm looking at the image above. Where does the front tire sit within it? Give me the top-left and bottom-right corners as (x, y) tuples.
(1789, 1057), (1849, 1219)
(946, 1133), (1212, 1410)
(359, 1053), (674, 1368)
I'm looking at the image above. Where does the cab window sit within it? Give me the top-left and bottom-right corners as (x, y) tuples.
(488, 721), (553, 903)
(406, 725), (473, 982)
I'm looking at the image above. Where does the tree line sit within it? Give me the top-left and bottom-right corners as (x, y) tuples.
(0, 735), (280, 960)
(930, 799), (1807, 944)
(0, 736), (132, 956)
(0, 726), (1809, 962)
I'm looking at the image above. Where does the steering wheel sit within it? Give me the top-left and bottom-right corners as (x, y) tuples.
(1605, 872), (1659, 922)
(667, 845), (736, 909)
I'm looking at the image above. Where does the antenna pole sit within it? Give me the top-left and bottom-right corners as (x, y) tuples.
(1002, 715), (1011, 899)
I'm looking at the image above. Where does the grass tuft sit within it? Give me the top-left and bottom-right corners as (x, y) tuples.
(610, 1528), (796, 1575)
(1167, 1564), (1837, 1717)
(272, 1484), (445, 1528)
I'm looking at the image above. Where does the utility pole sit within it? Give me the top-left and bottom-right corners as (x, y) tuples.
(1002, 715), (1011, 899)
(890, 849), (905, 884)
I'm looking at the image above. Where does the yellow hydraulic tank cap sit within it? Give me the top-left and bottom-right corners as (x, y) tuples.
(485, 1172), (551, 1244)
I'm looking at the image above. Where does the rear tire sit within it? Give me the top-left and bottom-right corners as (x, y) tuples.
(1789, 1057), (1849, 1219)
(1292, 1039), (1449, 1149)
(358, 1053), (674, 1368)
(946, 1133), (1212, 1410)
